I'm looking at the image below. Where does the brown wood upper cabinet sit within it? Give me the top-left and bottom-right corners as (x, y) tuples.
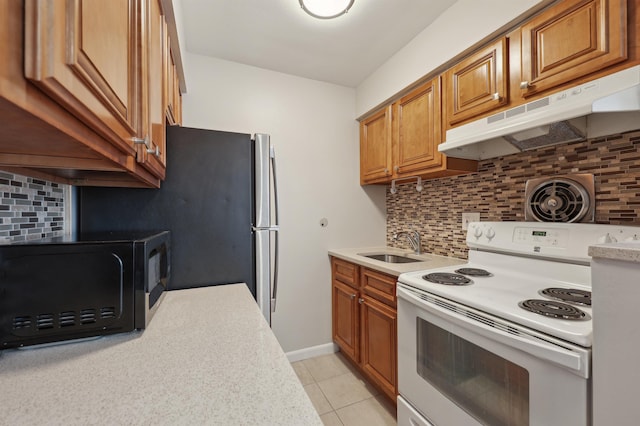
(444, 38), (508, 126)
(24, 0), (139, 160)
(360, 77), (477, 185)
(138, 0), (167, 179)
(0, 0), (182, 187)
(165, 30), (183, 127)
(519, 0), (627, 98)
(393, 78), (443, 177)
(360, 105), (393, 183)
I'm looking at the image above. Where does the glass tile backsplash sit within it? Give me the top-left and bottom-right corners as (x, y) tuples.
(0, 171), (67, 242)
(387, 129), (640, 259)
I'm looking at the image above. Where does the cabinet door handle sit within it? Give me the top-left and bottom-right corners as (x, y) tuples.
(384, 168), (389, 175)
(147, 146), (160, 157)
(132, 136), (150, 149)
(350, 294), (356, 300)
(520, 81), (532, 90)
(358, 297), (364, 304)
(394, 165), (399, 172)
(492, 92), (501, 101)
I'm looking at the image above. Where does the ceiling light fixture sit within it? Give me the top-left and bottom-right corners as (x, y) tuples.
(299, 0), (355, 19)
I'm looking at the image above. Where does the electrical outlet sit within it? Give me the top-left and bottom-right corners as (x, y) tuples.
(462, 212), (480, 230)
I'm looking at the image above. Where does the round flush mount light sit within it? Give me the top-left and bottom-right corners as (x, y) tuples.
(299, 0), (355, 19)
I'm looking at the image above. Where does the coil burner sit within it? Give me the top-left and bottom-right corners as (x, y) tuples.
(519, 299), (590, 320)
(422, 273), (472, 286)
(455, 268), (492, 277)
(540, 288), (592, 306)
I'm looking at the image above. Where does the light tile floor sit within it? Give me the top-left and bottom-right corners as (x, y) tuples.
(291, 352), (397, 426)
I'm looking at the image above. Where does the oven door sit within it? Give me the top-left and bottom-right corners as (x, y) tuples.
(397, 284), (590, 426)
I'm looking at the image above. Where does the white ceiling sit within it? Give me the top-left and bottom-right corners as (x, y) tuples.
(178, 0), (458, 87)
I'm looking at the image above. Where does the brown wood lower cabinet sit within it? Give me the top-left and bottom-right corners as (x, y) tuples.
(331, 257), (398, 403)
(332, 279), (359, 362)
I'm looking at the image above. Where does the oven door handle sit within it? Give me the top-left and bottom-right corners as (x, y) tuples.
(398, 285), (589, 378)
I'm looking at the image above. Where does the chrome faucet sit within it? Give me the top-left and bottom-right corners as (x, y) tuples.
(394, 230), (422, 255)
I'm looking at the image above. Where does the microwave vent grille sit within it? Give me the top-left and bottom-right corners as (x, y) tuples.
(36, 314), (54, 330)
(80, 309), (97, 324)
(11, 306), (116, 332)
(59, 311), (76, 327)
(100, 307), (116, 319)
(12, 316), (32, 329)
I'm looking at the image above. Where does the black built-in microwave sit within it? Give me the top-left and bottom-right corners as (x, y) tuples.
(0, 231), (170, 349)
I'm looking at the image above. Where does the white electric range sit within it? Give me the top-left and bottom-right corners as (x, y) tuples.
(396, 221), (640, 426)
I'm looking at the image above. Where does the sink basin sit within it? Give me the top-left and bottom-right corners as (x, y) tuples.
(361, 253), (421, 263)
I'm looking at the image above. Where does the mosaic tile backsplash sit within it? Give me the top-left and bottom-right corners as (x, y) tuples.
(0, 171), (67, 242)
(387, 130), (640, 259)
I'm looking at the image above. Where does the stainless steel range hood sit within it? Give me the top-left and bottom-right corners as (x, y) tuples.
(439, 65), (640, 160)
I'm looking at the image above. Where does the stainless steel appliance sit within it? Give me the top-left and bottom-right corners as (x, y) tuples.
(397, 221), (640, 426)
(78, 127), (279, 324)
(0, 231), (170, 348)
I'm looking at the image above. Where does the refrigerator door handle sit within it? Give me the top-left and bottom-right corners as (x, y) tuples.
(270, 145), (279, 227)
(269, 144), (279, 312)
(271, 227), (279, 312)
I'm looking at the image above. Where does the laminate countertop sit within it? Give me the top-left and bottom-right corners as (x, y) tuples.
(0, 284), (322, 426)
(588, 241), (640, 263)
(329, 246), (466, 276)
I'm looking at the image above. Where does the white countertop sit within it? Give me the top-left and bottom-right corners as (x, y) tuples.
(589, 241), (640, 263)
(328, 246), (466, 276)
(0, 284), (321, 426)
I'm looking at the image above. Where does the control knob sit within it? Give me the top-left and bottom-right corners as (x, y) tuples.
(473, 226), (483, 239)
(486, 227), (496, 241)
(597, 233), (618, 244)
(624, 234), (639, 242)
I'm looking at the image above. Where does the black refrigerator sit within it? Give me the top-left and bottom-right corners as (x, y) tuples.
(78, 126), (279, 324)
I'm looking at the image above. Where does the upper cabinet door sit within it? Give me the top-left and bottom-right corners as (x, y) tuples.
(24, 0), (138, 156)
(445, 38), (508, 126)
(360, 106), (392, 184)
(520, 0), (627, 97)
(393, 77), (442, 176)
(136, 0), (167, 179)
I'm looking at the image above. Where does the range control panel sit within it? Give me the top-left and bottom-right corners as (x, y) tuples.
(466, 222), (640, 263)
(513, 227), (569, 248)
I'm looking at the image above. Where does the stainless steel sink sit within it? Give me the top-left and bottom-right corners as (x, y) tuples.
(361, 253), (421, 263)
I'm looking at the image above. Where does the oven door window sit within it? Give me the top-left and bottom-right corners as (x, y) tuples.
(417, 318), (529, 426)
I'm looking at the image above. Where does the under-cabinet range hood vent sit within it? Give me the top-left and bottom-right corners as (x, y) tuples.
(439, 65), (640, 160)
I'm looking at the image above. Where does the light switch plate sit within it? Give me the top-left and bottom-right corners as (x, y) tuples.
(462, 212), (480, 230)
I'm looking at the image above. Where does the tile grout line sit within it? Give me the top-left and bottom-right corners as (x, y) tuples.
(293, 353), (396, 425)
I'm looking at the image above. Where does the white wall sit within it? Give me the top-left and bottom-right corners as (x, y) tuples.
(356, 0), (547, 117)
(181, 53), (387, 352)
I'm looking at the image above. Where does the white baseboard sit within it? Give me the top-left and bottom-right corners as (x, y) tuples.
(285, 342), (338, 362)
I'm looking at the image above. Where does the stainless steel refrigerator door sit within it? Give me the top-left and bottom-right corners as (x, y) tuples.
(255, 228), (277, 324)
(253, 133), (279, 325)
(254, 134), (272, 229)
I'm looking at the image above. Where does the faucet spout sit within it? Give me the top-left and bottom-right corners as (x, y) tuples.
(394, 230), (422, 255)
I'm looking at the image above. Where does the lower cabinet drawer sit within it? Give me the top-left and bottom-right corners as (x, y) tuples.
(361, 268), (397, 307)
(332, 257), (359, 289)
